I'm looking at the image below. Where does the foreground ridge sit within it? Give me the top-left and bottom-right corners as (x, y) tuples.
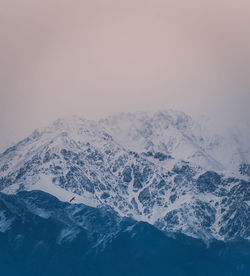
(0, 190), (249, 276)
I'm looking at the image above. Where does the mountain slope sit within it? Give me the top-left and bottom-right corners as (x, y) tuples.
(0, 111), (249, 241)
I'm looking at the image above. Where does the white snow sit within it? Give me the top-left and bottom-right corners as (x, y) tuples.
(3, 175), (99, 207)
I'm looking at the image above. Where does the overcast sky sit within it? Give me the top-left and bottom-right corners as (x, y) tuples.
(0, 0), (250, 151)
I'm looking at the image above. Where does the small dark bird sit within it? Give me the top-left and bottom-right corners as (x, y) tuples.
(69, 196), (76, 203)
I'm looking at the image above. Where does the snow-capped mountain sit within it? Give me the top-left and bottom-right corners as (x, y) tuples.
(100, 110), (250, 174)
(0, 110), (249, 241)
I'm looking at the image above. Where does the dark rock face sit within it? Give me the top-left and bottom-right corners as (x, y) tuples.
(0, 191), (250, 276)
(240, 163), (250, 177)
(123, 166), (132, 183)
(138, 188), (151, 206)
(219, 180), (250, 240)
(197, 171), (222, 193)
(153, 152), (173, 161)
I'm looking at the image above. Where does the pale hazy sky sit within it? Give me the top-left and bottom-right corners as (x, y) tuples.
(0, 0), (250, 151)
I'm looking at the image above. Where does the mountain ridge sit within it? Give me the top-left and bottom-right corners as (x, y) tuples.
(0, 110), (249, 241)
(1, 190), (249, 276)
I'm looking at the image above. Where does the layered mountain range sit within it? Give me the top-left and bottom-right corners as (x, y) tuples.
(0, 110), (249, 243)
